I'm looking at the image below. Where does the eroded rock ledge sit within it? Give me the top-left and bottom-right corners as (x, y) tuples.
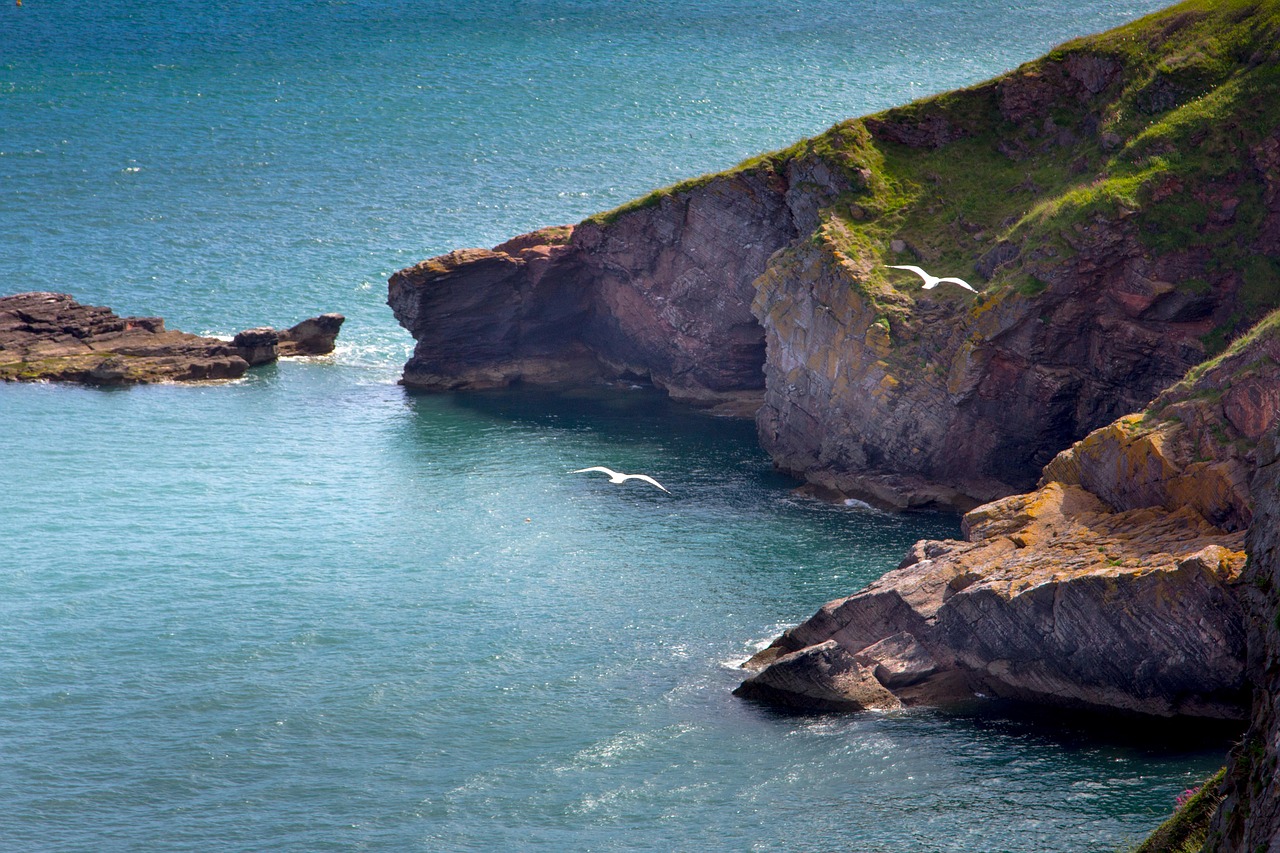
(737, 483), (1247, 717)
(736, 311), (1280, 719)
(386, 157), (844, 414)
(0, 292), (343, 385)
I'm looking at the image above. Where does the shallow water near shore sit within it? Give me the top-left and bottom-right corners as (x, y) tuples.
(0, 0), (1232, 850)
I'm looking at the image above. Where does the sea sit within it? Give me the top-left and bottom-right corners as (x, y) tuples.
(0, 1), (1233, 851)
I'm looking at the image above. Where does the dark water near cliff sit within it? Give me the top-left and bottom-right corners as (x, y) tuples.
(0, 1), (1229, 850)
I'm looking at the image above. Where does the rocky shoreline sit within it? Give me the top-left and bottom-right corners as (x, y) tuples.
(385, 0), (1280, 842)
(736, 310), (1280, 719)
(15, 0), (1279, 844)
(0, 292), (343, 385)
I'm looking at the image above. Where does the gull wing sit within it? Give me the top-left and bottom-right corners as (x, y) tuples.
(937, 277), (976, 292)
(885, 264), (929, 281)
(623, 473), (670, 493)
(570, 466), (618, 476)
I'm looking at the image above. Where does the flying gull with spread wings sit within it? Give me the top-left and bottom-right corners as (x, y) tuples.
(886, 264), (976, 293)
(570, 466), (670, 493)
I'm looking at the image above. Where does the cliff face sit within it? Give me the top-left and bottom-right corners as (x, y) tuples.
(751, 2), (1280, 506)
(1207, 421), (1280, 849)
(737, 309), (1280, 719)
(388, 159), (850, 412)
(392, 0), (1280, 507)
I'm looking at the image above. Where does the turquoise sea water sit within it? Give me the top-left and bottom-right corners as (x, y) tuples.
(1, 2), (1232, 851)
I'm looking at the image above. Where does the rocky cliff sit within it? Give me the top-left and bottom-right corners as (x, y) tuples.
(391, 0), (1280, 507)
(736, 308), (1280, 719)
(1203, 325), (1280, 845)
(1204, 372), (1280, 849)
(387, 156), (853, 414)
(383, 1), (1280, 838)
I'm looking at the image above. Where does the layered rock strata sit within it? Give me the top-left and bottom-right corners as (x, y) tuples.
(737, 483), (1248, 718)
(0, 292), (343, 385)
(737, 311), (1280, 719)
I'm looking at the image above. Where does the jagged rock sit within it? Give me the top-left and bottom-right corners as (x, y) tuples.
(733, 640), (903, 712)
(1042, 312), (1280, 532)
(1207, 421), (1280, 850)
(853, 631), (939, 689)
(232, 327), (280, 366)
(1064, 53), (1121, 94)
(390, 2), (1280, 508)
(386, 236), (610, 392)
(0, 293), (342, 385)
(865, 110), (965, 149)
(277, 313), (344, 356)
(739, 481), (1248, 718)
(388, 159), (845, 410)
(975, 241), (1020, 279)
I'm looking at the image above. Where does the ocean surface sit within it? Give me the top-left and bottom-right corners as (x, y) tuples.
(0, 1), (1232, 850)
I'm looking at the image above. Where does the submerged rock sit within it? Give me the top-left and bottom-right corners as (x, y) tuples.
(0, 292), (343, 385)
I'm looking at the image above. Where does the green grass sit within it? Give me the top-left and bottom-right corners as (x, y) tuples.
(579, 0), (1280, 360)
(1183, 306), (1280, 387)
(1141, 304), (1280, 425)
(1126, 767), (1226, 853)
(583, 170), (744, 227)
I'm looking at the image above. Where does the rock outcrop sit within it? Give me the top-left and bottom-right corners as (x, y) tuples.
(0, 292), (343, 385)
(387, 161), (848, 413)
(737, 309), (1280, 719)
(737, 483), (1248, 718)
(277, 313), (345, 357)
(390, 0), (1280, 507)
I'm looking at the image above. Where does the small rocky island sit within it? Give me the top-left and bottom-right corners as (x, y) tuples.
(0, 292), (343, 385)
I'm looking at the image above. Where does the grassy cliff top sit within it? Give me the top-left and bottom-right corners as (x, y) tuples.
(586, 0), (1280, 340)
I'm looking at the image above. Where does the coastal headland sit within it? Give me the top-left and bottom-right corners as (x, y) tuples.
(389, 0), (1280, 845)
(391, 0), (1280, 511)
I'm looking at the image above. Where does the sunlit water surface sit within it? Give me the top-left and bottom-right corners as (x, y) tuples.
(1, 1), (1228, 850)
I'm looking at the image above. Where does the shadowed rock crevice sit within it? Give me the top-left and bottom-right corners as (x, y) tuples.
(1204, 423), (1280, 849)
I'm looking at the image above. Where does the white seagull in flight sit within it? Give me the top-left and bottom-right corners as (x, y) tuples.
(570, 466), (670, 493)
(886, 264), (976, 293)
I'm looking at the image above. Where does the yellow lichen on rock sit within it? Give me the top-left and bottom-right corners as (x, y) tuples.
(864, 320), (892, 357)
